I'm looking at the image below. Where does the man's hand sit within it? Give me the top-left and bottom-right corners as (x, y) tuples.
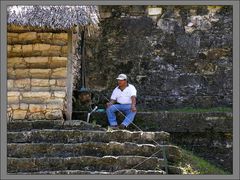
(131, 105), (137, 112)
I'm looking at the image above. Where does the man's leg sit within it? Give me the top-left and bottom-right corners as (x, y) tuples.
(121, 104), (136, 127)
(106, 104), (121, 126)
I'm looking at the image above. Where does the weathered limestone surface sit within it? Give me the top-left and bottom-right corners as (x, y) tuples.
(7, 119), (183, 175)
(81, 5), (233, 110)
(12, 110), (27, 120)
(7, 142), (181, 162)
(7, 27), (68, 121)
(51, 68), (67, 78)
(8, 32), (68, 45)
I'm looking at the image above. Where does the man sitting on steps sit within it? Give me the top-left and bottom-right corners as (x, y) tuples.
(106, 74), (137, 130)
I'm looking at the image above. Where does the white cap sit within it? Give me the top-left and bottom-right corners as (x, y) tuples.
(116, 74), (127, 80)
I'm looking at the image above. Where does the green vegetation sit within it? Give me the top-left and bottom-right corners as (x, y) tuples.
(178, 148), (231, 175)
(168, 107), (232, 113)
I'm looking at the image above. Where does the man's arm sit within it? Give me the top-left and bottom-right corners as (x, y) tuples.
(107, 88), (117, 108)
(131, 96), (137, 112)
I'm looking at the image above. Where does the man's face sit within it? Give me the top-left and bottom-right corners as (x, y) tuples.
(118, 80), (127, 87)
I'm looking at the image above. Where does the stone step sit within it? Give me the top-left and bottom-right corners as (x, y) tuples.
(7, 120), (106, 132)
(8, 169), (166, 175)
(7, 156), (182, 174)
(72, 111), (233, 132)
(7, 130), (170, 144)
(7, 142), (181, 162)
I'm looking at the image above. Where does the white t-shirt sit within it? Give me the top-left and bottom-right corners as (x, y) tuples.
(110, 84), (137, 104)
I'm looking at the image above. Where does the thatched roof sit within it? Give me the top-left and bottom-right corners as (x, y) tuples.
(7, 5), (99, 30)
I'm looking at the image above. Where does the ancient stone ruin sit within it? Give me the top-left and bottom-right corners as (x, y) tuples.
(7, 26), (68, 121)
(7, 120), (183, 175)
(82, 5), (232, 111)
(6, 5), (233, 175)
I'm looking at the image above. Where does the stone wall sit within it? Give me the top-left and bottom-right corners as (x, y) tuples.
(7, 25), (69, 120)
(81, 5), (233, 110)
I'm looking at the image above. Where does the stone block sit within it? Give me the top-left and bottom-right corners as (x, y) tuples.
(7, 38), (16, 44)
(29, 104), (46, 112)
(51, 39), (68, 45)
(7, 68), (15, 79)
(45, 110), (63, 120)
(50, 57), (67, 68)
(14, 79), (31, 89)
(33, 44), (51, 51)
(10, 104), (20, 110)
(43, 46), (63, 56)
(20, 97), (45, 104)
(24, 57), (49, 68)
(45, 98), (64, 104)
(31, 87), (50, 91)
(12, 45), (22, 53)
(22, 92), (51, 98)
(8, 91), (20, 97)
(50, 45), (62, 51)
(28, 112), (45, 120)
(49, 79), (56, 85)
(15, 69), (30, 78)
(12, 110), (27, 119)
(8, 57), (23, 63)
(7, 158), (37, 172)
(51, 57), (67, 61)
(50, 86), (66, 91)
(54, 91), (66, 98)
(61, 46), (68, 54)
(30, 69), (51, 78)
(148, 7), (163, 16)
(19, 32), (37, 41)
(53, 33), (68, 41)
(56, 79), (66, 86)
(31, 51), (42, 56)
(51, 68), (67, 78)
(7, 80), (14, 89)
(8, 33), (19, 38)
(31, 79), (49, 87)
(8, 57), (26, 68)
(46, 103), (64, 110)
(37, 33), (53, 41)
(22, 45), (33, 53)
(41, 50), (61, 56)
(20, 103), (29, 110)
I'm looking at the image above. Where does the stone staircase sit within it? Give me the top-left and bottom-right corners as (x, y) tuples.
(7, 120), (183, 175)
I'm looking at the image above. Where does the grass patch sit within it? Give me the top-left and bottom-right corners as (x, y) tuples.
(168, 107), (232, 113)
(178, 148), (231, 175)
